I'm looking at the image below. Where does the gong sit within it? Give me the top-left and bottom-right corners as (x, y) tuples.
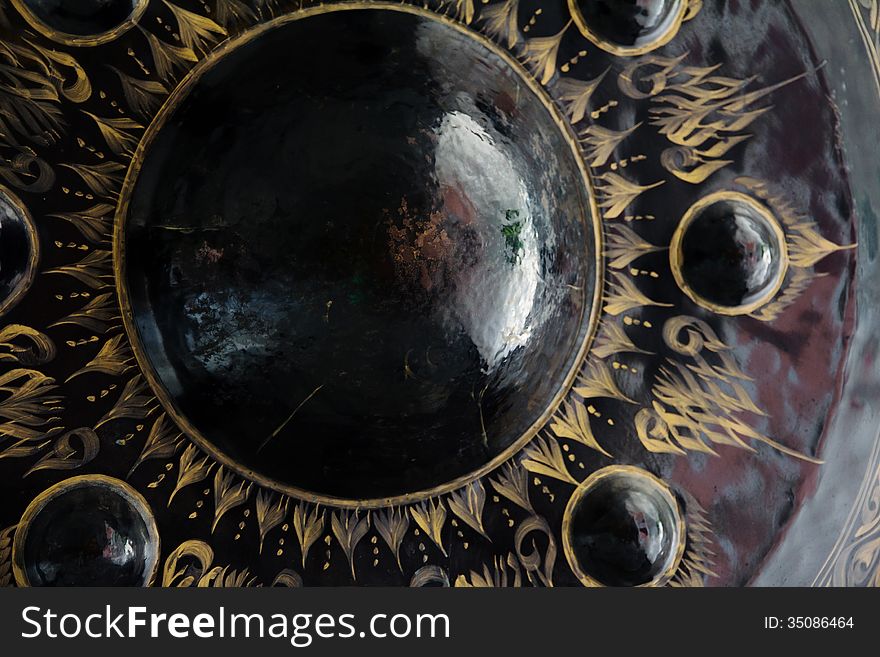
(0, 0), (877, 589)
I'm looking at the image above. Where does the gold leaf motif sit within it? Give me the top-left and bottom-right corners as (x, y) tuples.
(330, 510), (370, 581)
(555, 70), (607, 125)
(605, 224), (664, 270)
(490, 461), (534, 514)
(521, 22), (570, 85)
(49, 292), (119, 333)
(373, 507), (410, 571)
(455, 554), (522, 587)
(574, 359), (635, 403)
(212, 0), (258, 28)
(550, 399), (612, 457)
(480, 0), (520, 48)
(140, 27), (198, 83)
(448, 0), (475, 25)
(0, 369), (63, 455)
(110, 67), (169, 119)
(0, 325), (55, 366)
(592, 320), (652, 359)
(580, 123), (640, 168)
(169, 444), (215, 506)
(669, 492), (717, 587)
(603, 271), (672, 315)
(0, 41), (65, 146)
(66, 333), (134, 381)
(46, 203), (115, 244)
(212, 466), (252, 532)
(410, 499), (448, 556)
(644, 57), (811, 183)
(82, 111), (143, 158)
(292, 503), (325, 569)
(595, 172), (664, 219)
(59, 161), (126, 198)
(25, 427), (99, 476)
(786, 223), (855, 268)
(96, 374), (155, 427)
(128, 412), (183, 477)
(163, 1), (228, 53)
(522, 434), (577, 484)
(447, 481), (489, 540)
(641, 315), (823, 463)
(255, 490), (288, 553)
(748, 267), (815, 322)
(45, 249), (113, 289)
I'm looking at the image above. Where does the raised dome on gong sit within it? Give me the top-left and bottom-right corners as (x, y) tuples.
(117, 6), (600, 504)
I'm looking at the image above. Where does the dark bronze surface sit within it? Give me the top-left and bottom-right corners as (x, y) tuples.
(122, 9), (596, 501)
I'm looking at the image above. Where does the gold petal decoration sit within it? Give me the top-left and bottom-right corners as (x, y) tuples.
(162, 1), (228, 53)
(95, 374), (155, 428)
(592, 320), (652, 359)
(480, 0), (520, 48)
(212, 466), (252, 532)
(46, 203), (115, 244)
(555, 70), (607, 125)
(330, 509), (371, 580)
(373, 507), (410, 571)
(49, 292), (119, 334)
(292, 503), (325, 569)
(169, 444), (215, 506)
(410, 499), (448, 556)
(595, 172), (664, 219)
(447, 480), (489, 540)
(521, 434), (577, 485)
(255, 490), (289, 553)
(549, 399), (612, 457)
(489, 461), (534, 514)
(45, 249), (113, 290)
(66, 333), (134, 381)
(128, 412), (183, 477)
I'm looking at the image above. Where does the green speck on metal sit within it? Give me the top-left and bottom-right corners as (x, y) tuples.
(502, 209), (524, 265)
